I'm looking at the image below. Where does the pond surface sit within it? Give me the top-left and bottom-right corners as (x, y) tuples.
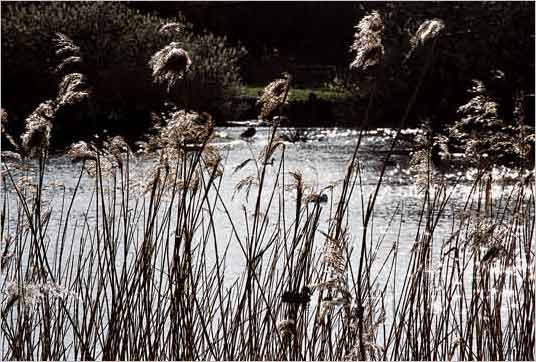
(3, 126), (521, 283)
(2, 126), (531, 359)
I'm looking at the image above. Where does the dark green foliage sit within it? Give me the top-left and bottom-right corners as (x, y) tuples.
(350, 2), (534, 129)
(170, 32), (246, 121)
(1, 2), (246, 138)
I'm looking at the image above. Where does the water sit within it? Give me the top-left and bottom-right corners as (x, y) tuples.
(2, 126), (523, 281)
(2, 126), (532, 359)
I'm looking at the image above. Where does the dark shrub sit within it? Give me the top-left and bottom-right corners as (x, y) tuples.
(348, 2), (534, 129)
(1, 2), (246, 140)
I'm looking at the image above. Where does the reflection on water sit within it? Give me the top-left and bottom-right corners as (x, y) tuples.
(1, 126), (532, 359)
(3, 127), (524, 280)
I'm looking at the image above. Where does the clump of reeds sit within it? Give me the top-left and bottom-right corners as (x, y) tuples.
(66, 135), (132, 176)
(2, 102), (534, 360)
(448, 78), (534, 168)
(2, 17), (534, 362)
(19, 33), (91, 158)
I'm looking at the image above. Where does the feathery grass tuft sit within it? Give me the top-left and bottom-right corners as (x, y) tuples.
(149, 42), (192, 92)
(350, 10), (384, 71)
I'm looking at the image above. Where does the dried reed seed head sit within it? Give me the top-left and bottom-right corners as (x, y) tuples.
(160, 110), (214, 148)
(66, 141), (96, 162)
(57, 90), (90, 108)
(350, 10), (384, 71)
(202, 144), (223, 176)
(58, 73), (87, 96)
(67, 137), (132, 175)
(410, 18), (445, 49)
(1, 107), (7, 127)
(258, 138), (285, 164)
(2, 151), (22, 162)
(53, 34), (91, 107)
(144, 166), (162, 194)
(159, 22), (184, 33)
(3, 280), (78, 309)
(233, 175), (258, 200)
(54, 33), (80, 55)
(257, 76), (291, 120)
(53, 33), (84, 75)
(106, 136), (131, 156)
(289, 169), (303, 184)
(233, 158), (254, 175)
(471, 219), (503, 247)
(149, 42), (192, 92)
(320, 229), (351, 283)
(55, 55), (83, 74)
(307, 278), (345, 292)
(21, 101), (56, 157)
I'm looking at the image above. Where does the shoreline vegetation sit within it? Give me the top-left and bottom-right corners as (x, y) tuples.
(1, 2), (535, 360)
(2, 2), (534, 147)
(1, 96), (534, 360)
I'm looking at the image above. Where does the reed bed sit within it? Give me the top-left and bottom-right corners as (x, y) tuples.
(1, 12), (534, 361)
(0, 117), (534, 360)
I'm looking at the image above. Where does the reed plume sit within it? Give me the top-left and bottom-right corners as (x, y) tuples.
(257, 72), (291, 120)
(149, 42), (192, 92)
(159, 110), (213, 149)
(409, 19), (445, 50)
(159, 22), (184, 34)
(56, 73), (90, 107)
(350, 10), (384, 71)
(20, 101), (55, 157)
(53, 33), (83, 75)
(20, 33), (91, 158)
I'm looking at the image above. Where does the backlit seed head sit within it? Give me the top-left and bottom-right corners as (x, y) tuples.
(350, 11), (384, 71)
(149, 42), (192, 92)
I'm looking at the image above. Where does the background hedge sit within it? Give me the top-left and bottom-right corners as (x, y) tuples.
(1, 1), (246, 142)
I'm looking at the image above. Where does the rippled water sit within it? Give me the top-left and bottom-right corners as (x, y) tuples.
(2, 126), (532, 359)
(3, 126), (522, 282)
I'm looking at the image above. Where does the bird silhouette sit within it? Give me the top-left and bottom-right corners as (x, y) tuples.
(240, 127), (256, 140)
(281, 286), (312, 305)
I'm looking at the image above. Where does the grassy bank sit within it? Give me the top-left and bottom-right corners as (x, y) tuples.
(241, 85), (352, 102)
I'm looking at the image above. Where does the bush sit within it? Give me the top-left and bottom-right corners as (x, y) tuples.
(347, 2), (534, 129)
(1, 2), (246, 140)
(171, 32), (246, 121)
